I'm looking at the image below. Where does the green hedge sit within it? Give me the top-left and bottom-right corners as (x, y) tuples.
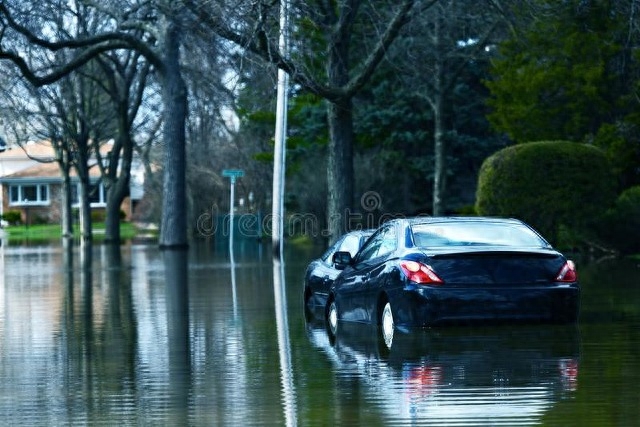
(475, 141), (617, 245)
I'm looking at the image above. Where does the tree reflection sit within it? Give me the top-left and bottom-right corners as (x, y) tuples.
(80, 242), (94, 357)
(57, 242), (140, 421)
(163, 249), (191, 422)
(103, 244), (137, 403)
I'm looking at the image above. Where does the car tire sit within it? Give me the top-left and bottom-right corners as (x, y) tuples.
(380, 301), (394, 349)
(327, 299), (339, 337)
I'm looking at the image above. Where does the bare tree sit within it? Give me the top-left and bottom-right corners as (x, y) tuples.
(0, 44), (116, 242)
(0, 74), (77, 237)
(185, 0), (427, 243)
(94, 49), (156, 244)
(60, 63), (115, 243)
(0, 0), (191, 248)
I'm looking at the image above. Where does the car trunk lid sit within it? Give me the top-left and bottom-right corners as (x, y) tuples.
(420, 247), (566, 285)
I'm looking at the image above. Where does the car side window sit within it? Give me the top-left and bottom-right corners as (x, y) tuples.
(356, 225), (396, 263)
(356, 233), (383, 262)
(321, 237), (343, 263)
(321, 233), (367, 265)
(338, 234), (361, 257)
(377, 226), (397, 258)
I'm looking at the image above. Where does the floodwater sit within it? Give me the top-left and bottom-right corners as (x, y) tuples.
(0, 239), (638, 426)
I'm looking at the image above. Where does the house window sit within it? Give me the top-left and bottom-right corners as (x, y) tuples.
(9, 184), (50, 205)
(71, 182), (106, 207)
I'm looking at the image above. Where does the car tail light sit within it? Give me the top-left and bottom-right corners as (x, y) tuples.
(400, 260), (444, 284)
(556, 260), (577, 282)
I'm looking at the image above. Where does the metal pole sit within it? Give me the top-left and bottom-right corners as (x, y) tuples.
(229, 176), (235, 262)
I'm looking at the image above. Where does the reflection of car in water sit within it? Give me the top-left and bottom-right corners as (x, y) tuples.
(305, 309), (580, 425)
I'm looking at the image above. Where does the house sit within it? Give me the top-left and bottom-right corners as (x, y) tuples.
(0, 140), (145, 225)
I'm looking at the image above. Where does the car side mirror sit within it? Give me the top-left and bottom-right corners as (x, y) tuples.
(332, 251), (353, 270)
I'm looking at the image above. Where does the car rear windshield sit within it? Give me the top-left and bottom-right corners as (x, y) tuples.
(411, 222), (550, 248)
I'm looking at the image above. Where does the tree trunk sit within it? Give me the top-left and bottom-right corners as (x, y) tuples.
(60, 162), (73, 238)
(432, 93), (446, 216)
(74, 136), (93, 244)
(104, 186), (123, 244)
(159, 18), (189, 249)
(78, 179), (92, 244)
(104, 136), (133, 245)
(432, 14), (446, 217)
(326, 11), (354, 245)
(327, 98), (354, 244)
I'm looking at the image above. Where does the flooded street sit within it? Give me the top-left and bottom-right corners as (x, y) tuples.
(0, 240), (638, 426)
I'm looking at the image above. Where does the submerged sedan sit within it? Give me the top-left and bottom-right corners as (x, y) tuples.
(304, 229), (374, 308)
(325, 217), (580, 337)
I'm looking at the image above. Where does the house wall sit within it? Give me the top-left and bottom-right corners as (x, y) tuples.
(1, 185), (62, 224)
(1, 142), (145, 224)
(1, 184), (135, 224)
(1, 186), (7, 221)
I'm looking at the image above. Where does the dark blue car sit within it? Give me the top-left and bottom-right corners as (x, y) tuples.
(303, 229), (374, 308)
(325, 217), (580, 340)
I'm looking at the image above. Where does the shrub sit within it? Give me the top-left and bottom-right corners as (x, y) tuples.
(1, 210), (22, 225)
(31, 215), (49, 225)
(475, 141), (617, 245)
(594, 186), (640, 255)
(91, 210), (106, 222)
(455, 204), (478, 215)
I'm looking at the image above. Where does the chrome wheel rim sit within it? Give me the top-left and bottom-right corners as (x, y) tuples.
(381, 302), (394, 349)
(328, 301), (338, 334)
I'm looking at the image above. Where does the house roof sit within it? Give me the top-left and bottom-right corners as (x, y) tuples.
(0, 141), (57, 162)
(0, 140), (113, 183)
(1, 160), (104, 182)
(3, 161), (60, 180)
(0, 139), (115, 161)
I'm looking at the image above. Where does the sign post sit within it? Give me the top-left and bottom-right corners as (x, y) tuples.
(222, 169), (244, 258)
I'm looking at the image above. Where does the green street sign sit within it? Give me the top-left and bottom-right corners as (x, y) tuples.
(222, 169), (244, 178)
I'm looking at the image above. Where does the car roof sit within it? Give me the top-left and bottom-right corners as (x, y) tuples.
(402, 216), (524, 226)
(345, 229), (375, 236)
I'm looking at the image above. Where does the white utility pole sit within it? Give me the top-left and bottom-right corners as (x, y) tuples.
(272, 0), (289, 260)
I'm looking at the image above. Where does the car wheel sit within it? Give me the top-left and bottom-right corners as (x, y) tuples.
(381, 301), (394, 349)
(327, 299), (339, 336)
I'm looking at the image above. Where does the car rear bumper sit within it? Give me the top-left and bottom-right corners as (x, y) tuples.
(394, 284), (580, 327)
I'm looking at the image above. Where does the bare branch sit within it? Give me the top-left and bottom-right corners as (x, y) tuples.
(342, 0), (423, 98)
(0, 2), (163, 84)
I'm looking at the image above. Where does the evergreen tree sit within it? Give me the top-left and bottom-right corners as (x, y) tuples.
(486, 0), (630, 143)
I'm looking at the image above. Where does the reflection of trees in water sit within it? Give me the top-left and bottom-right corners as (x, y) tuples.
(163, 249), (190, 423)
(57, 242), (140, 418)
